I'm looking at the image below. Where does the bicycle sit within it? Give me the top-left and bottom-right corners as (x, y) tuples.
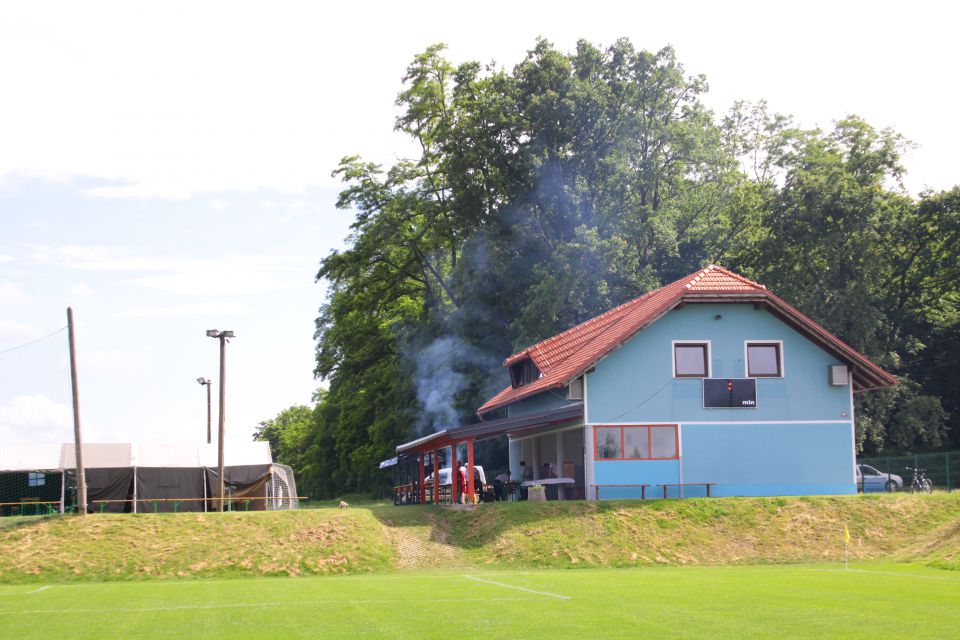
(906, 466), (933, 493)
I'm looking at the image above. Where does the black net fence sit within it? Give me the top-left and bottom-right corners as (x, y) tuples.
(857, 450), (959, 493)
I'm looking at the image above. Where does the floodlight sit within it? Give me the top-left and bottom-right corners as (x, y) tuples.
(197, 377), (209, 385)
(206, 329), (219, 337)
(221, 330), (235, 338)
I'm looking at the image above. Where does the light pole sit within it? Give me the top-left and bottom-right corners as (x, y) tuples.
(206, 330), (234, 512)
(196, 377), (212, 444)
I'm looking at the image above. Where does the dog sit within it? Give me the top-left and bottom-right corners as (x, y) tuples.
(338, 500), (349, 509)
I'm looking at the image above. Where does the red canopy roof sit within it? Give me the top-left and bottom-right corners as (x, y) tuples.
(477, 265), (895, 416)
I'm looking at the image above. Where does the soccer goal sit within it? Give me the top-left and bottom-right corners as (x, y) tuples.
(266, 463), (299, 510)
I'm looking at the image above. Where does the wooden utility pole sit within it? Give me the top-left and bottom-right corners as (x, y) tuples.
(198, 378), (212, 444)
(206, 380), (212, 445)
(217, 333), (227, 511)
(207, 329), (234, 512)
(67, 307), (87, 515)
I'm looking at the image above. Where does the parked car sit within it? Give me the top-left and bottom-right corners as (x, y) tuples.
(856, 464), (903, 492)
(424, 465), (487, 488)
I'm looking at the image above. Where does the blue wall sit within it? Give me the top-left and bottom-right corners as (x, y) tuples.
(585, 303), (856, 497)
(507, 389), (576, 418)
(681, 422), (855, 496)
(594, 459), (681, 499)
(586, 304), (852, 424)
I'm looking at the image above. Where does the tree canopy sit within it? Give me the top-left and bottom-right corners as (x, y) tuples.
(257, 39), (959, 498)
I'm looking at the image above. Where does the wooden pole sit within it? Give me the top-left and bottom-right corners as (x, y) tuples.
(66, 307), (87, 515)
(432, 449), (440, 504)
(467, 439), (475, 504)
(418, 454), (425, 504)
(206, 381), (212, 445)
(450, 445), (458, 505)
(217, 334), (227, 512)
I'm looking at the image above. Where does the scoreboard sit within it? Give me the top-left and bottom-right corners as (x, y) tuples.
(703, 378), (757, 408)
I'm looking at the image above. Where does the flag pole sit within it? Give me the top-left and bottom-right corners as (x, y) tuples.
(843, 525), (850, 570)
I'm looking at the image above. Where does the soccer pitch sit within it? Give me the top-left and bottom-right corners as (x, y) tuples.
(1, 564), (957, 639)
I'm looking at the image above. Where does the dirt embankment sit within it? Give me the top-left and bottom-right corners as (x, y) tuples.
(0, 493), (956, 582)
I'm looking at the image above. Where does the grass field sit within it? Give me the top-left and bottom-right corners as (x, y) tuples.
(1, 496), (957, 638)
(1, 563), (957, 639)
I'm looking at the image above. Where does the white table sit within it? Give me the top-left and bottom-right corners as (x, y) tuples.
(521, 477), (575, 487)
(521, 477), (576, 500)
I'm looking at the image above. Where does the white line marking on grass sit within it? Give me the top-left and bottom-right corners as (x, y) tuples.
(0, 586), (49, 596)
(1, 596), (543, 615)
(24, 586), (50, 594)
(464, 575), (571, 600)
(816, 568), (960, 582)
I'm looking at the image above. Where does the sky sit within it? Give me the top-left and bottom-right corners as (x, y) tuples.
(1, 1), (958, 448)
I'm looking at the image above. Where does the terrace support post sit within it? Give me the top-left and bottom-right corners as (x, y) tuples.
(467, 438), (475, 504)
(432, 449), (440, 504)
(450, 445), (459, 505)
(418, 453), (426, 504)
(557, 433), (564, 500)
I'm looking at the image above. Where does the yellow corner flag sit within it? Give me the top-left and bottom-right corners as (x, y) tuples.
(843, 525), (851, 569)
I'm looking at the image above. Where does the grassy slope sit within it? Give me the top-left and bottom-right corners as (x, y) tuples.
(0, 509), (392, 582)
(0, 494), (957, 583)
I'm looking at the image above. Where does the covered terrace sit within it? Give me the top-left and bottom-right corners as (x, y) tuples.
(389, 404), (583, 506)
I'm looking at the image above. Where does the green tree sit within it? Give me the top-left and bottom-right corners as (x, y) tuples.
(730, 113), (952, 452)
(305, 41), (958, 497)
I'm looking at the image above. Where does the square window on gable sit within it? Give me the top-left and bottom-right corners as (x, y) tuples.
(509, 359), (540, 389)
(674, 342), (709, 377)
(747, 342), (782, 377)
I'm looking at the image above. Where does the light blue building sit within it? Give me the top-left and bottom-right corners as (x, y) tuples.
(396, 265), (895, 502)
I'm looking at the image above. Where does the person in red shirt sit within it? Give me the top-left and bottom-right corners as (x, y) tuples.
(458, 463), (468, 504)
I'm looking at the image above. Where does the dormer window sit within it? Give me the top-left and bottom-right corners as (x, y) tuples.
(509, 359), (539, 388)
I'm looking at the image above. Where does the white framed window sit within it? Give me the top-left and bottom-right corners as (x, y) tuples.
(672, 340), (711, 378)
(28, 472), (45, 487)
(745, 340), (784, 378)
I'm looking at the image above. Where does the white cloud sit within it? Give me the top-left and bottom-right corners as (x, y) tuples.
(127, 258), (313, 296)
(0, 3), (408, 198)
(81, 347), (154, 381)
(1, 2), (950, 199)
(0, 319), (44, 347)
(0, 281), (31, 305)
(107, 302), (259, 319)
(25, 244), (317, 296)
(0, 394), (74, 444)
(68, 282), (94, 300)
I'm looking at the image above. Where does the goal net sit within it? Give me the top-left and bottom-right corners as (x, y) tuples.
(0, 329), (75, 515)
(266, 463), (299, 510)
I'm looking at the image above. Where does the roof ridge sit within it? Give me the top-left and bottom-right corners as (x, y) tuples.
(506, 266), (766, 366)
(701, 264), (766, 290)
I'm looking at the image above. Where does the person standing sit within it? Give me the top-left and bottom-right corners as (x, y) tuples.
(519, 460), (532, 500)
(493, 470), (510, 501)
(458, 462), (468, 504)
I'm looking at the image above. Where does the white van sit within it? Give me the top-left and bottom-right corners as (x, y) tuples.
(424, 465), (487, 487)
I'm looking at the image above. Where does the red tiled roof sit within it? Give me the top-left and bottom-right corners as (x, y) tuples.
(477, 265), (895, 416)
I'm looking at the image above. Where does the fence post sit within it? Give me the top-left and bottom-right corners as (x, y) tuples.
(947, 453), (952, 493)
